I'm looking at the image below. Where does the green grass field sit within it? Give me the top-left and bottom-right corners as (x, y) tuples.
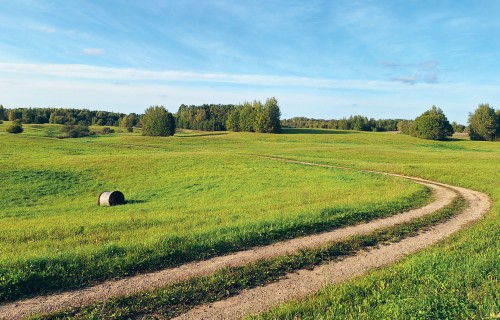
(0, 122), (498, 319)
(0, 123), (429, 302)
(250, 130), (500, 319)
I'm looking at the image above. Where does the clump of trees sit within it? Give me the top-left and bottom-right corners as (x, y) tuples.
(176, 104), (233, 131)
(176, 97), (282, 133)
(226, 97), (281, 133)
(6, 120), (23, 134)
(120, 113), (139, 132)
(411, 106), (454, 140)
(468, 104), (499, 141)
(142, 106), (176, 136)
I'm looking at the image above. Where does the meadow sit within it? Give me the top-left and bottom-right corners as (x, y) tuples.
(0, 123), (429, 302)
(251, 130), (500, 319)
(0, 122), (498, 319)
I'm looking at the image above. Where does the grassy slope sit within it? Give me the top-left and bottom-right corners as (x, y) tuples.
(1, 123), (498, 318)
(0, 124), (427, 301)
(252, 129), (500, 319)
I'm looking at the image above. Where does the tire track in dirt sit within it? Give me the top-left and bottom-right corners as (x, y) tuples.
(0, 158), (490, 320)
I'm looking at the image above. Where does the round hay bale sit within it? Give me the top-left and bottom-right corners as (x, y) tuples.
(98, 191), (125, 206)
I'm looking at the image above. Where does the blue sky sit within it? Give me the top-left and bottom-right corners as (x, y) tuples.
(1, 0), (499, 123)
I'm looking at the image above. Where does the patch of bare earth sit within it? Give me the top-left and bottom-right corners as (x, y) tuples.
(0, 159), (491, 320)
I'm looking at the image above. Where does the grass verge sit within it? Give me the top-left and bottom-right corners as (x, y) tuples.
(32, 195), (466, 320)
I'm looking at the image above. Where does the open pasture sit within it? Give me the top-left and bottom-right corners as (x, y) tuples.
(250, 130), (500, 319)
(0, 123), (429, 301)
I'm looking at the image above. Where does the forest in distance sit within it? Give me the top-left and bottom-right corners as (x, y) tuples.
(1, 100), (499, 141)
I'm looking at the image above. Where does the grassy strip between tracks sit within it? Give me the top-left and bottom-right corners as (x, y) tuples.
(31, 195), (467, 320)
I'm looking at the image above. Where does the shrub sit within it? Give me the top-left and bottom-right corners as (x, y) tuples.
(6, 123), (23, 134)
(412, 106), (453, 140)
(100, 127), (115, 134)
(397, 120), (414, 135)
(61, 124), (90, 138)
(468, 104), (499, 141)
(142, 105), (176, 137)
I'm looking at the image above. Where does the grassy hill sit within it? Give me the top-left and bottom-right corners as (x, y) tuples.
(0, 122), (498, 318)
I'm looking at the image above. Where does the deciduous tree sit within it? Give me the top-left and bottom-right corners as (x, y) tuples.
(412, 106), (453, 140)
(142, 106), (175, 137)
(468, 104), (499, 141)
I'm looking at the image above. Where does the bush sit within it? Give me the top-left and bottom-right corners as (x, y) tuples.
(451, 121), (466, 133)
(468, 104), (499, 141)
(412, 106), (453, 140)
(61, 124), (90, 138)
(100, 127), (115, 134)
(6, 123), (23, 134)
(397, 120), (414, 135)
(142, 106), (175, 137)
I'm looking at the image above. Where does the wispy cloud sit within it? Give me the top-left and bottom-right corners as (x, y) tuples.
(27, 25), (56, 34)
(82, 48), (104, 56)
(0, 62), (437, 92)
(394, 75), (418, 85)
(382, 60), (440, 84)
(1, 61), (498, 124)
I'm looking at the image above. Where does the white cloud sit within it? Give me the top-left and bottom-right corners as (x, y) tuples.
(82, 48), (104, 56)
(0, 62), (432, 91)
(0, 62), (498, 124)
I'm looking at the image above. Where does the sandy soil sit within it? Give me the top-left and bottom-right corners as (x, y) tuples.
(0, 159), (490, 320)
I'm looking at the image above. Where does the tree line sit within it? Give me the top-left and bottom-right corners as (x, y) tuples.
(281, 116), (401, 132)
(1, 97), (281, 135)
(282, 104), (499, 141)
(2, 102), (498, 140)
(0, 106), (127, 127)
